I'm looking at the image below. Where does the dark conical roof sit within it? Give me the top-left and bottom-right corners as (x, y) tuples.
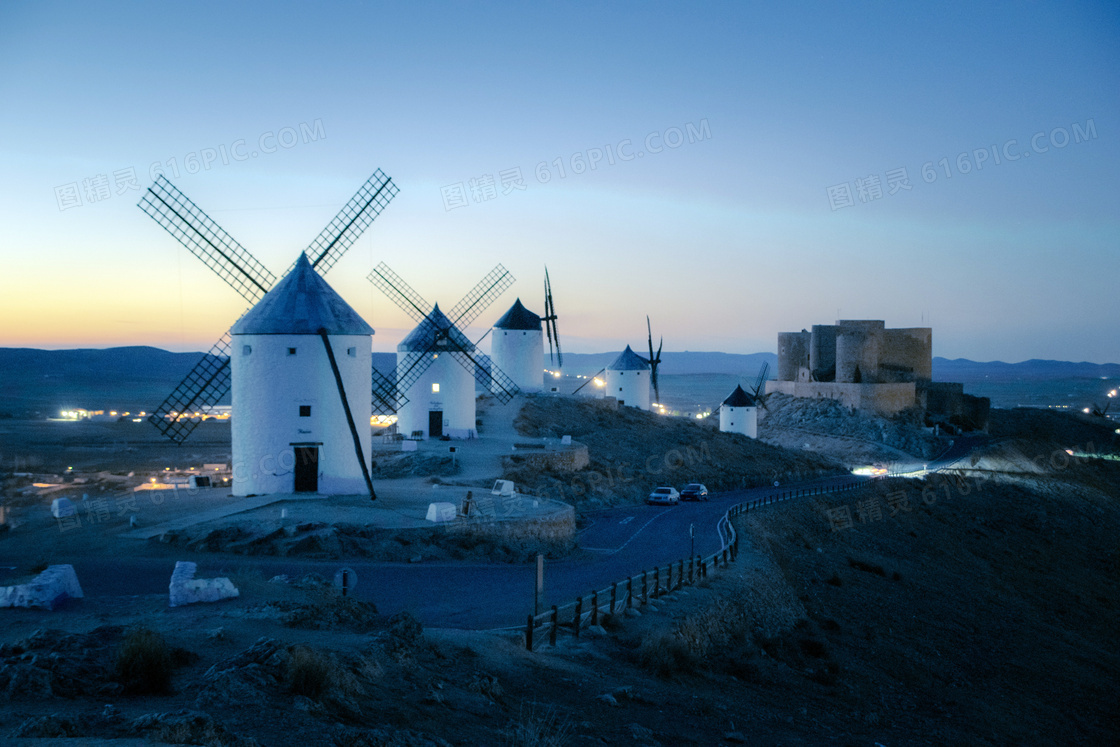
(231, 254), (374, 336)
(397, 303), (475, 353)
(493, 298), (542, 331)
(608, 345), (650, 371)
(722, 384), (757, 407)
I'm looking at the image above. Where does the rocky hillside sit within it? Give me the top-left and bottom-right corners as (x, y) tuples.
(504, 397), (843, 508)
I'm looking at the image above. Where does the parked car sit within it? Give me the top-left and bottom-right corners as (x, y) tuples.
(647, 486), (680, 505)
(680, 483), (709, 501)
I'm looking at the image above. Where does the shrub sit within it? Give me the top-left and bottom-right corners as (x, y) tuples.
(114, 627), (174, 695)
(507, 703), (572, 747)
(638, 631), (696, 677)
(287, 646), (332, 698)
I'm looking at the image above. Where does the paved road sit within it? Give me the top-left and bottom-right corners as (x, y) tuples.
(0, 474), (870, 629)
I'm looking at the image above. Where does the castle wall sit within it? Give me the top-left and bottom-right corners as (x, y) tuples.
(766, 380), (917, 415)
(881, 327), (932, 381)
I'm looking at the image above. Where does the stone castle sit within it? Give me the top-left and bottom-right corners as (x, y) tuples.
(767, 319), (988, 430)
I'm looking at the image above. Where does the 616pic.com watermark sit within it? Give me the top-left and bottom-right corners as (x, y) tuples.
(826, 118), (1098, 211)
(440, 118), (712, 211)
(53, 119), (327, 212)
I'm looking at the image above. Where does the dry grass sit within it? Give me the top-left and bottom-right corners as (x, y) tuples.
(286, 645), (333, 698)
(114, 627), (174, 695)
(506, 703), (573, 747)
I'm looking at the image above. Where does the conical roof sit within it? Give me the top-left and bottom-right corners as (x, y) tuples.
(398, 304), (475, 353)
(231, 254), (374, 336)
(493, 298), (542, 331)
(607, 345), (650, 371)
(722, 384), (757, 407)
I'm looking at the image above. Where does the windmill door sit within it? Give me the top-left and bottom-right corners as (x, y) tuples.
(428, 411), (443, 439)
(294, 446), (319, 492)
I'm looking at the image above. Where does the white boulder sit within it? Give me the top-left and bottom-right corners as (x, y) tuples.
(168, 561), (239, 607)
(0, 564), (84, 610)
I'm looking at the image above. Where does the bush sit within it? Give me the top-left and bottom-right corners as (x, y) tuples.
(114, 628), (174, 695)
(638, 631), (697, 677)
(287, 646), (332, 699)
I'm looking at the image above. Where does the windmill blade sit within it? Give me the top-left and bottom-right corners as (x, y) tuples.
(752, 361), (771, 397)
(302, 170), (398, 275)
(446, 348), (520, 404)
(447, 264), (515, 329)
(371, 367), (403, 416)
(139, 176), (275, 304)
(543, 267), (562, 367)
(393, 335), (444, 401)
(572, 368), (606, 395)
(647, 315), (663, 403)
(367, 262), (431, 322)
(147, 333), (232, 444)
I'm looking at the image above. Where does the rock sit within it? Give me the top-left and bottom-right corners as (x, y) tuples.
(596, 692), (620, 707)
(724, 731), (749, 743)
(268, 574), (291, 584)
(0, 565), (84, 610)
(207, 627), (227, 641)
(168, 561), (239, 607)
(9, 714), (80, 738)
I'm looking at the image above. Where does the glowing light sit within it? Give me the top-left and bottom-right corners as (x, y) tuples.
(593, 378), (604, 387)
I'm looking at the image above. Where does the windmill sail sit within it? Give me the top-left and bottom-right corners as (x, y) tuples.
(543, 266), (562, 367)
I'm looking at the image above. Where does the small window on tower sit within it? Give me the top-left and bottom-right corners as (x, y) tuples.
(242, 345), (252, 356)
(432, 383), (440, 393)
(299, 405), (311, 417)
(288, 347), (297, 356)
(347, 347), (356, 357)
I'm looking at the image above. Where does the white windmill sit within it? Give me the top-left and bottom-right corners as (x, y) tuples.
(230, 255), (376, 496)
(490, 298), (544, 394)
(605, 345), (651, 410)
(137, 171), (398, 497)
(367, 263), (521, 439)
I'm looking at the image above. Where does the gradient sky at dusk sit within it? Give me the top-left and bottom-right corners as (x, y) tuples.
(1, 2), (1117, 362)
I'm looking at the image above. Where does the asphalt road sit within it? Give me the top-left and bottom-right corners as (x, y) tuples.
(1, 473), (871, 630)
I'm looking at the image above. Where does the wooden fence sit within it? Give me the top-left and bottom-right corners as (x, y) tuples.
(525, 478), (869, 650)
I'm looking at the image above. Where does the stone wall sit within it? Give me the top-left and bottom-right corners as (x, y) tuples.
(766, 380), (917, 415)
(504, 442), (590, 472)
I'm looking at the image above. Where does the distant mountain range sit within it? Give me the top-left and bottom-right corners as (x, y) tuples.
(0, 346), (1116, 416)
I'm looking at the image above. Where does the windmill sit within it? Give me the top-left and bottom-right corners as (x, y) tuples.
(645, 316), (664, 405)
(367, 262), (521, 426)
(138, 170), (398, 443)
(542, 266), (563, 369)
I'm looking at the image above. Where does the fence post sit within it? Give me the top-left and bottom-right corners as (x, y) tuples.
(526, 614), (534, 651)
(654, 567), (660, 599)
(627, 577), (634, 609)
(678, 559), (685, 588)
(574, 598), (582, 638)
(689, 556), (694, 584)
(723, 548), (728, 564)
(642, 571), (648, 605)
(549, 605), (558, 646)
(591, 590), (599, 626)
(666, 563), (673, 593)
(610, 582), (617, 614)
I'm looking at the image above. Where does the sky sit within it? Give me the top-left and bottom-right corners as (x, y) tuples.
(0, 1), (1117, 363)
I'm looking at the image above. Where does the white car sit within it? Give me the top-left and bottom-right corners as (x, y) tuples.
(647, 486), (680, 506)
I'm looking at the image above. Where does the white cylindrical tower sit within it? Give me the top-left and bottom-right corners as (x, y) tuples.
(396, 304), (476, 439)
(604, 345), (651, 410)
(230, 254), (374, 497)
(719, 384), (758, 438)
(491, 298), (543, 394)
